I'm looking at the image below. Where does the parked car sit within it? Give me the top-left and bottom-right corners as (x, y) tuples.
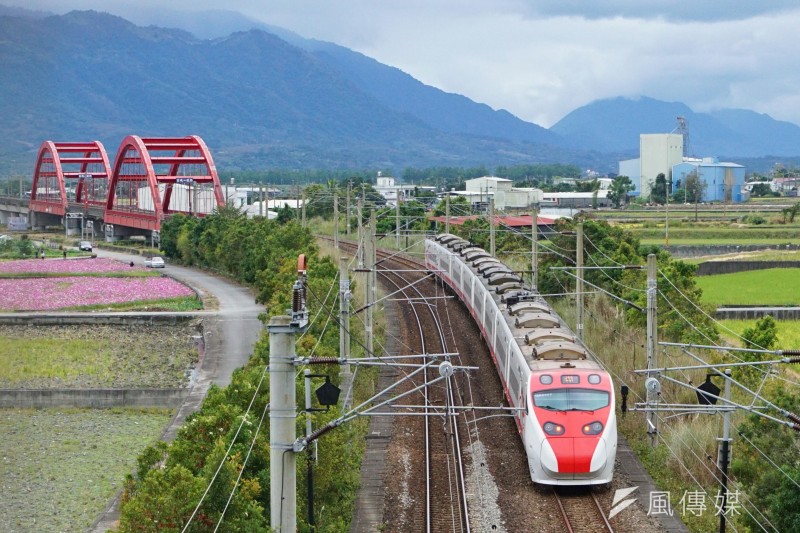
(144, 256), (165, 268)
(78, 241), (92, 251)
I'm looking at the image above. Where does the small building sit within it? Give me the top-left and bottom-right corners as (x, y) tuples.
(374, 173), (435, 206)
(540, 190), (611, 208)
(672, 158), (746, 203)
(460, 176), (542, 211)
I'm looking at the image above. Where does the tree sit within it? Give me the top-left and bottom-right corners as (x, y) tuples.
(751, 183), (773, 197)
(650, 173), (667, 204)
(607, 176), (634, 208)
(683, 171), (706, 204)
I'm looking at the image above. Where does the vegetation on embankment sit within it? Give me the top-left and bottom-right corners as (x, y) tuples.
(116, 209), (377, 532)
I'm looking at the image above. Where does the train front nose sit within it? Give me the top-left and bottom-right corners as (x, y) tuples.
(541, 438), (607, 477)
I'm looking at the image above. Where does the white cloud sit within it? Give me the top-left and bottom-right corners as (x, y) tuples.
(12, 0), (800, 127)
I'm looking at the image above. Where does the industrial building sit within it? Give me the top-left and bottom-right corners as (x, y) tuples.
(618, 133), (746, 203)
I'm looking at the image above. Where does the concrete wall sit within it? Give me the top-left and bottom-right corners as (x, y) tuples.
(0, 388), (188, 409)
(715, 307), (800, 320)
(668, 243), (800, 258)
(697, 261), (800, 276)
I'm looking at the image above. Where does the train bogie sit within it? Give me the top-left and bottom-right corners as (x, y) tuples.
(425, 234), (617, 486)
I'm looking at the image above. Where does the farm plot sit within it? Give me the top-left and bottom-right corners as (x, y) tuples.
(0, 408), (171, 533)
(0, 257), (200, 311)
(695, 268), (800, 306)
(0, 323), (202, 389)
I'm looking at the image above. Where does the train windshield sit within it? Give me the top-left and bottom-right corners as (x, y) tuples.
(533, 388), (610, 412)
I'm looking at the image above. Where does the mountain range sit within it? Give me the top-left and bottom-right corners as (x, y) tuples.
(2, 6), (800, 176)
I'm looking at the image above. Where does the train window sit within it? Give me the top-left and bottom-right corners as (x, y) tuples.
(588, 374), (601, 384)
(539, 374), (553, 385)
(532, 389), (610, 411)
(561, 375), (580, 384)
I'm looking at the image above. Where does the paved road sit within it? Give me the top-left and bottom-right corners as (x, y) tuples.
(89, 250), (265, 532)
(99, 249), (265, 388)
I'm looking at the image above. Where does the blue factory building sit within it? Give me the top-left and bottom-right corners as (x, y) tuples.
(672, 157), (746, 203)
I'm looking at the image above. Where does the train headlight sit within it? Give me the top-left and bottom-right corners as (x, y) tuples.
(588, 374), (601, 384)
(543, 422), (565, 436)
(582, 421), (604, 435)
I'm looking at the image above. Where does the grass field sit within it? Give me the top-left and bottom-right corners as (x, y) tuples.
(695, 268), (800, 306)
(0, 408), (171, 533)
(0, 324), (201, 388)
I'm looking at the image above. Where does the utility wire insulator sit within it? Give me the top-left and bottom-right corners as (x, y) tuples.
(781, 353), (800, 361)
(305, 357), (341, 365)
(787, 412), (800, 425)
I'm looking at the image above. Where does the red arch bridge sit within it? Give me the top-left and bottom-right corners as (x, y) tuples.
(16, 135), (225, 244)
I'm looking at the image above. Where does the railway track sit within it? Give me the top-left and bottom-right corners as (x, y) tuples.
(553, 488), (615, 533)
(331, 238), (471, 532)
(321, 235), (633, 532)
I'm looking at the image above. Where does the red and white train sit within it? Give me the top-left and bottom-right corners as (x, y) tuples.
(425, 234), (617, 485)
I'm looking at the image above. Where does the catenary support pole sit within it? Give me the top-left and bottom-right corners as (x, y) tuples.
(646, 253), (659, 446)
(365, 209), (375, 358)
(531, 206), (538, 292)
(576, 223), (584, 341)
(340, 257), (351, 377)
(719, 368), (732, 533)
(445, 192), (450, 235)
(346, 181), (351, 237)
(333, 192), (339, 249)
(396, 188), (401, 250)
(269, 315), (297, 532)
(489, 196), (495, 257)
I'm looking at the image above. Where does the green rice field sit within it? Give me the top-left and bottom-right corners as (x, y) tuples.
(695, 268), (800, 306)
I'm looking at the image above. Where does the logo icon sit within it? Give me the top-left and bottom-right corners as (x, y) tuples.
(609, 486), (639, 520)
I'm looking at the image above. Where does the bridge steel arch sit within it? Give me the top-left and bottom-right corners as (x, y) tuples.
(105, 135), (225, 231)
(29, 141), (112, 217)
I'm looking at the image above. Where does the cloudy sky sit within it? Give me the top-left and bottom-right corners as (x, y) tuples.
(14, 0), (800, 128)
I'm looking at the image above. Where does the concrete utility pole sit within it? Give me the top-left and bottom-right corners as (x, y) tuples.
(531, 207), (538, 292)
(339, 257), (351, 376)
(269, 315), (297, 532)
(445, 193), (450, 235)
(346, 181), (351, 237)
(259, 185), (264, 217)
(489, 196), (495, 257)
(576, 223), (584, 341)
(301, 189), (306, 228)
(357, 197), (364, 268)
(269, 260), (309, 532)
(333, 192), (339, 249)
(365, 209), (375, 358)
(645, 253), (659, 446)
(395, 188), (401, 250)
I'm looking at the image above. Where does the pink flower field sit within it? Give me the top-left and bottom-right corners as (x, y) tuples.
(0, 277), (195, 311)
(0, 258), (142, 274)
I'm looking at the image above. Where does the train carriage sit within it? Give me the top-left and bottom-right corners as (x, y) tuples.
(426, 234), (617, 485)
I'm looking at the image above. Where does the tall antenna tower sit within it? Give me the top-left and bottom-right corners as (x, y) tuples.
(673, 116), (691, 157)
